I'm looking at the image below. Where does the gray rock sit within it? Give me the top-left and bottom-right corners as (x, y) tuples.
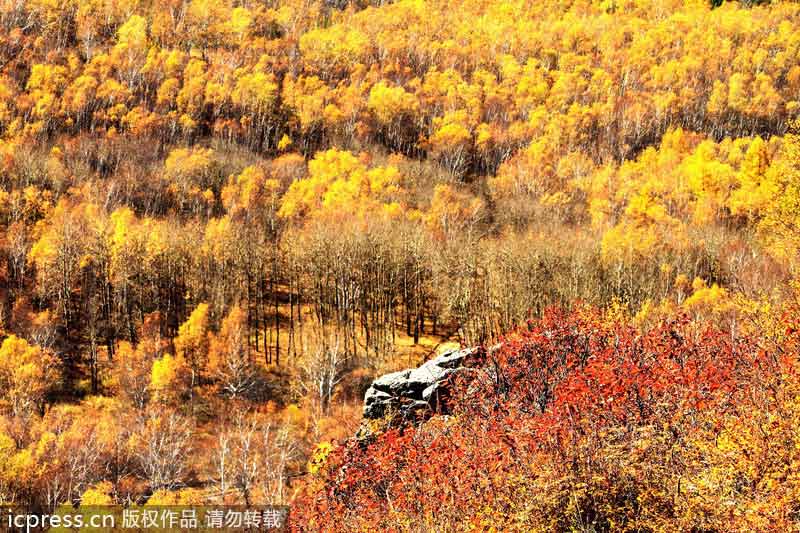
(421, 382), (439, 402)
(363, 388), (393, 419)
(435, 349), (470, 368)
(362, 347), (477, 419)
(371, 369), (412, 394)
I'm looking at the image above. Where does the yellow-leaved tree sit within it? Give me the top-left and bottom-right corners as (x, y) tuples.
(757, 125), (800, 272)
(208, 306), (257, 398)
(0, 335), (60, 418)
(113, 340), (151, 409)
(278, 149), (405, 223)
(174, 303), (211, 376)
(164, 147), (217, 214)
(150, 353), (191, 406)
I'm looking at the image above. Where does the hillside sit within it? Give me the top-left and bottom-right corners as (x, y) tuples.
(294, 307), (800, 531)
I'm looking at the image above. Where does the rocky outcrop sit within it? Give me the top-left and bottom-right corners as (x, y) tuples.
(363, 347), (479, 419)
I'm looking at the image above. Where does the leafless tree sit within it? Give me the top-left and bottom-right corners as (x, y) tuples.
(213, 413), (298, 505)
(297, 339), (345, 415)
(133, 412), (192, 492)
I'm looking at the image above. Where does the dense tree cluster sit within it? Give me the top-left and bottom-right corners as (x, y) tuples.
(1, 0), (800, 518)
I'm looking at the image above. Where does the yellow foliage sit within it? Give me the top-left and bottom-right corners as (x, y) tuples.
(151, 353), (188, 394)
(299, 25), (370, 71)
(80, 481), (114, 506)
(207, 305), (254, 396)
(683, 278), (731, 313)
(278, 134), (292, 151)
(756, 129), (800, 271)
(278, 149), (405, 222)
(0, 335), (59, 418)
(146, 488), (205, 505)
(232, 70), (278, 114)
(308, 441), (334, 475)
(425, 184), (484, 240)
(221, 165), (281, 218)
(116, 15), (148, 50)
(165, 147), (214, 181)
(174, 303), (210, 370)
(368, 82), (418, 124)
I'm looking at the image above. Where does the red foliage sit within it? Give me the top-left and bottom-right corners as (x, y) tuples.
(290, 308), (794, 531)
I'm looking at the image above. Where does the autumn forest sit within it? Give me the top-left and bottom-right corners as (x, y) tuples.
(1, 0), (800, 529)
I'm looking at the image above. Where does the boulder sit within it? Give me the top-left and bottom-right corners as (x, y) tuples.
(363, 347), (477, 419)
